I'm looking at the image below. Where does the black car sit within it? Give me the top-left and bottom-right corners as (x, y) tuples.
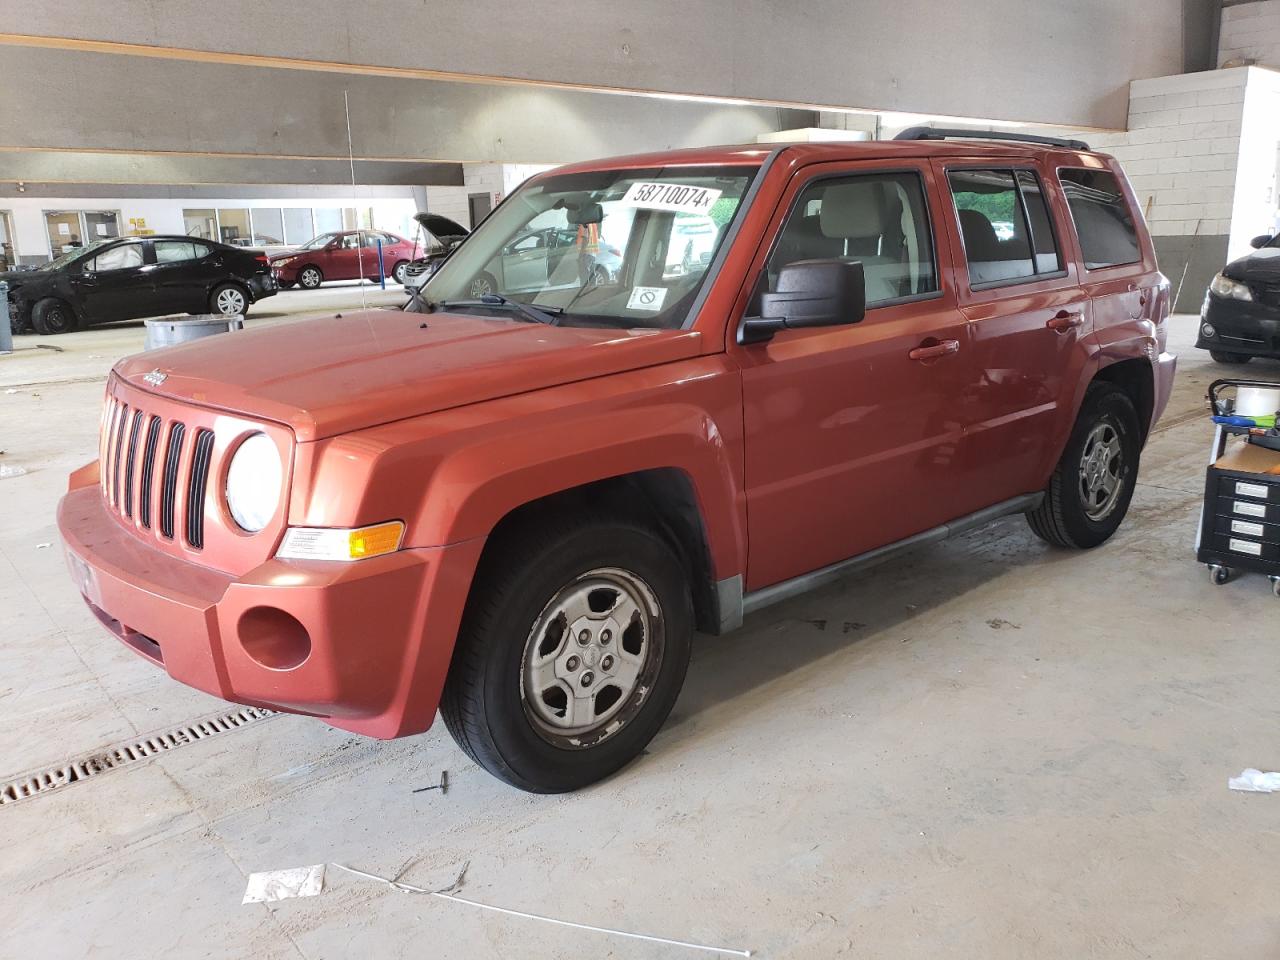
(3, 235), (277, 335)
(1196, 232), (1280, 364)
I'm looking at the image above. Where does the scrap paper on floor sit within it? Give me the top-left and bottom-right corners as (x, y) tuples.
(1228, 769), (1280, 793)
(243, 864), (326, 903)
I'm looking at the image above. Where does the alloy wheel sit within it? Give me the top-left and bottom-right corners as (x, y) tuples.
(1078, 421), (1125, 521)
(470, 276), (493, 297)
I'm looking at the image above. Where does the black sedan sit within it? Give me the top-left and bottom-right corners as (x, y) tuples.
(1197, 232), (1280, 364)
(3, 235), (277, 335)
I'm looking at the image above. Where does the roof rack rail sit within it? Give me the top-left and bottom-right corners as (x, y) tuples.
(893, 126), (1091, 152)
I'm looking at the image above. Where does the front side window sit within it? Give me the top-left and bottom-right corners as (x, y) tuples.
(299, 232), (338, 251)
(1058, 168), (1141, 269)
(766, 171), (938, 307)
(90, 242), (143, 272)
(948, 168), (1063, 287)
(418, 165), (758, 329)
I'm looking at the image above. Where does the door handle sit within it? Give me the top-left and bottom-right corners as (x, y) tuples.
(1046, 311), (1084, 332)
(909, 339), (960, 362)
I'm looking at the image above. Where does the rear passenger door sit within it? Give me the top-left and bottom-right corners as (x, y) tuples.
(937, 160), (1092, 503)
(152, 240), (217, 314)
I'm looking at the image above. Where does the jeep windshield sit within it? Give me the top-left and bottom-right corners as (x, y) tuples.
(410, 165), (758, 330)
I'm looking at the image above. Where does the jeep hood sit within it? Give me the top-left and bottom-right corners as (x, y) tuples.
(113, 310), (704, 441)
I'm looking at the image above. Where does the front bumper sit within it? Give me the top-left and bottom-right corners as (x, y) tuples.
(57, 482), (483, 739)
(1196, 293), (1280, 358)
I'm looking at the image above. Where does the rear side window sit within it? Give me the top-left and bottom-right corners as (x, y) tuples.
(948, 168), (1062, 287)
(766, 171), (938, 307)
(1058, 168), (1140, 269)
(154, 241), (202, 264)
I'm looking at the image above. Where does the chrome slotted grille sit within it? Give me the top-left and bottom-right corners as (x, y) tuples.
(100, 395), (214, 551)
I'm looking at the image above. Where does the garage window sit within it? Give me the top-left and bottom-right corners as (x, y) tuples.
(1058, 168), (1141, 269)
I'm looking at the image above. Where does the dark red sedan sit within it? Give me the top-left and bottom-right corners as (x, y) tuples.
(270, 230), (420, 289)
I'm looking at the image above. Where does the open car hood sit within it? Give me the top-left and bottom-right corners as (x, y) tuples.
(114, 310), (703, 441)
(414, 213), (470, 242)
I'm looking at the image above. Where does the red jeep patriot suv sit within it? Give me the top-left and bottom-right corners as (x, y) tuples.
(58, 129), (1175, 792)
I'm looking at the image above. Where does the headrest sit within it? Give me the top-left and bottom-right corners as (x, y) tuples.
(819, 181), (887, 240)
(958, 209), (1001, 258)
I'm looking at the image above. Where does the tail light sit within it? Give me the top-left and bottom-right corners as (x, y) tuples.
(255, 254), (270, 268)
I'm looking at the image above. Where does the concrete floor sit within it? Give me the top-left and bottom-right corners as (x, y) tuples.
(1, 311), (1279, 959)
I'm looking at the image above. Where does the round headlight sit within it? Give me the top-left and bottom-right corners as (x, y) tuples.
(225, 433), (282, 532)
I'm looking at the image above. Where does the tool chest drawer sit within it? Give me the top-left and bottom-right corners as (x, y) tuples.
(1208, 532), (1280, 562)
(1214, 495), (1280, 524)
(1216, 474), (1280, 503)
(1211, 513), (1280, 544)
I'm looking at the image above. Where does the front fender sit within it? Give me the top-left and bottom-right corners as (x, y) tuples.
(415, 401), (744, 580)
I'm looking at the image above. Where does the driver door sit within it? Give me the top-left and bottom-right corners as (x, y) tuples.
(732, 161), (983, 591)
(68, 239), (154, 322)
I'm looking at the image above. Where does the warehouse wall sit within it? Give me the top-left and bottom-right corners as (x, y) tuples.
(1219, 0), (1280, 67)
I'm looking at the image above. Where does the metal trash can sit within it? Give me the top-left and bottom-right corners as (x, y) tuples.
(143, 314), (243, 351)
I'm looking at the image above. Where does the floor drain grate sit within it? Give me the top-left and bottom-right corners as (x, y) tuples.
(0, 706), (277, 806)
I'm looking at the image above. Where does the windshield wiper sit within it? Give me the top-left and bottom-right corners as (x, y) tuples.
(428, 293), (561, 326)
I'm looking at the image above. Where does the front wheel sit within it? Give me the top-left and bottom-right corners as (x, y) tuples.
(440, 514), (693, 793)
(391, 260), (410, 285)
(1209, 350), (1252, 365)
(1027, 382), (1141, 549)
(31, 298), (78, 335)
(468, 272), (497, 298)
(298, 265), (323, 289)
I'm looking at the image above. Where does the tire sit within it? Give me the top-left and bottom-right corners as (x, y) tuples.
(298, 265), (323, 289)
(468, 272), (497, 298)
(1026, 382), (1141, 549)
(440, 513), (694, 793)
(591, 265), (609, 286)
(392, 260), (410, 285)
(1210, 350), (1252, 365)
(31, 297), (79, 335)
(209, 283), (249, 318)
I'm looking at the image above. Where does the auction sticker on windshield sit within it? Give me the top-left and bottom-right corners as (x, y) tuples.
(621, 182), (722, 215)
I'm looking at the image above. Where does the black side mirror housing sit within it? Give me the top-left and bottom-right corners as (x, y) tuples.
(1250, 234), (1274, 249)
(739, 259), (866, 344)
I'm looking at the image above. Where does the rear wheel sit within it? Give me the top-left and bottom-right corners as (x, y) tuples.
(209, 283), (249, 318)
(31, 298), (78, 335)
(298, 265), (323, 289)
(1210, 350), (1252, 365)
(441, 513), (693, 793)
(1027, 382), (1141, 549)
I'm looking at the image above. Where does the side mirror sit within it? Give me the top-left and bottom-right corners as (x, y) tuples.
(1250, 234), (1274, 250)
(739, 259), (865, 345)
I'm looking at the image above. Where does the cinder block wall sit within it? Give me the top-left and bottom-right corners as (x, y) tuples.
(1219, 0), (1280, 68)
(1089, 69), (1249, 312)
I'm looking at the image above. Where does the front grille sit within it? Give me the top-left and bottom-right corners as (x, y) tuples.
(101, 396), (214, 550)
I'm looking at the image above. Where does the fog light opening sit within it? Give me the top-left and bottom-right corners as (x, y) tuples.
(1201, 323), (1216, 339)
(238, 606), (312, 670)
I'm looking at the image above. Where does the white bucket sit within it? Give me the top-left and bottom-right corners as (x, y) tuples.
(1236, 385), (1280, 417)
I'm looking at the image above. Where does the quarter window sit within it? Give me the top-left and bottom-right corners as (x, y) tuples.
(948, 168), (1062, 287)
(767, 171), (938, 307)
(1058, 168), (1141, 269)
